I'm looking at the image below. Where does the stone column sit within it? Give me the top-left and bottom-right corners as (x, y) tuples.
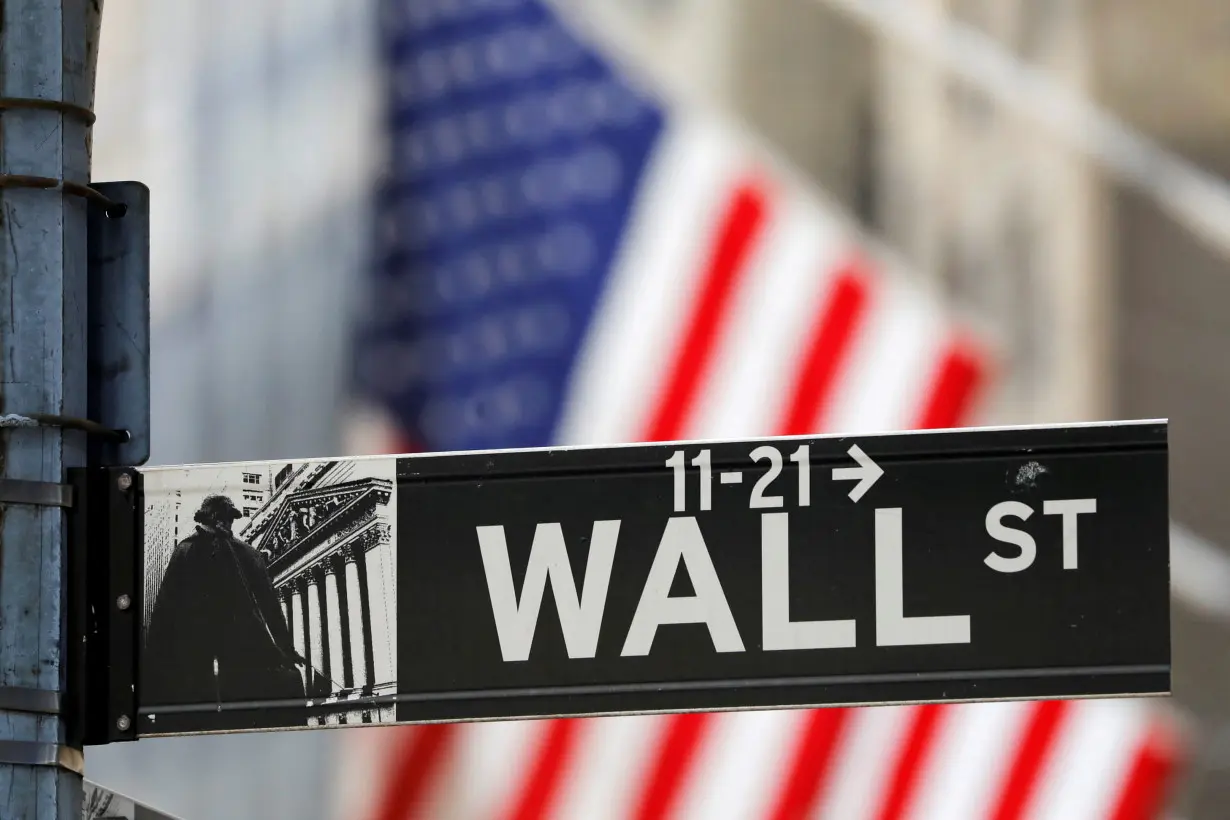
(324, 560), (344, 690)
(279, 586), (292, 645)
(306, 569), (323, 692)
(344, 548), (372, 689)
(364, 543), (394, 686)
(316, 565), (333, 685)
(291, 578), (307, 668)
(334, 552), (354, 688)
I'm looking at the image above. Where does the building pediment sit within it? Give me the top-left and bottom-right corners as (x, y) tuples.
(256, 477), (393, 563)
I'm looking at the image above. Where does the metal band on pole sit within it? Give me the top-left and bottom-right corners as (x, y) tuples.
(0, 174), (126, 217)
(0, 687), (61, 716)
(0, 742), (83, 776)
(0, 412), (131, 443)
(0, 96), (95, 125)
(0, 480), (73, 509)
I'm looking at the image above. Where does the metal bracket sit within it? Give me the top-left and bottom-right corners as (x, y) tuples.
(0, 686), (60, 715)
(68, 467), (141, 746)
(0, 478), (73, 507)
(0, 741), (84, 775)
(87, 181), (150, 467)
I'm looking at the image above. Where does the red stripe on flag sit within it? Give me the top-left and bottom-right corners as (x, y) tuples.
(1107, 725), (1181, 820)
(875, 704), (947, 820)
(989, 700), (1070, 820)
(914, 339), (986, 430)
(777, 261), (872, 435)
(632, 713), (712, 820)
(505, 720), (584, 820)
(643, 180), (770, 442)
(625, 183), (766, 820)
(767, 708), (852, 820)
(371, 725), (457, 820)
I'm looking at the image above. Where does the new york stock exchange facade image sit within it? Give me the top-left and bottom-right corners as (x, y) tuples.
(251, 461), (397, 726)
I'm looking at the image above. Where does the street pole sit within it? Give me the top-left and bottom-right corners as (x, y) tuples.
(1, 0), (102, 816)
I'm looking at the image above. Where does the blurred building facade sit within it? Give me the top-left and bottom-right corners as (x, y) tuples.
(86, 0), (1230, 817)
(86, 0), (377, 816)
(1095, 0), (1230, 812)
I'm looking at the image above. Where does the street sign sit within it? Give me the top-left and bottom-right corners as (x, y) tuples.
(120, 420), (1168, 738)
(84, 780), (180, 820)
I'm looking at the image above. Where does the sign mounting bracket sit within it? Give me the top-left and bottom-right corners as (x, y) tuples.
(86, 181), (151, 468)
(68, 467), (142, 747)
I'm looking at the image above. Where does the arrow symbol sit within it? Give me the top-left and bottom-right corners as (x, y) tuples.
(832, 444), (883, 502)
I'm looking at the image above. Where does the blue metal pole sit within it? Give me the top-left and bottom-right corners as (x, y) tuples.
(0, 0), (101, 816)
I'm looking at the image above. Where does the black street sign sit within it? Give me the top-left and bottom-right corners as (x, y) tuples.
(110, 420), (1168, 739)
(84, 780), (181, 820)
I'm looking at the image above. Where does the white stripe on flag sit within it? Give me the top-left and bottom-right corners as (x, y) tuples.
(684, 189), (847, 440)
(1025, 699), (1148, 820)
(812, 705), (918, 819)
(440, 720), (545, 819)
(341, 402), (407, 456)
(906, 702), (1032, 820)
(556, 116), (748, 446)
(333, 726), (402, 820)
(671, 710), (806, 819)
(823, 274), (947, 435)
(549, 715), (667, 820)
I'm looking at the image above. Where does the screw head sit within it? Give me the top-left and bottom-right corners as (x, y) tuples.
(116, 472), (133, 491)
(116, 714), (131, 732)
(116, 594), (131, 611)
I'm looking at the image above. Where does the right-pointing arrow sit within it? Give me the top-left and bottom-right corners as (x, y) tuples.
(832, 444), (884, 503)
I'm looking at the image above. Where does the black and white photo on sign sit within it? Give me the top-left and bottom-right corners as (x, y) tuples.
(140, 457), (398, 728)
(83, 781), (136, 820)
(83, 780), (180, 820)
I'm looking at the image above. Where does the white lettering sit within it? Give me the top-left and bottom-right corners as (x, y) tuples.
(875, 508), (971, 646)
(621, 517), (745, 656)
(1043, 498), (1097, 569)
(477, 521), (619, 661)
(984, 501), (1037, 573)
(761, 513), (856, 651)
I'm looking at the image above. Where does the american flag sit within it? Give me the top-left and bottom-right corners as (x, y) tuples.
(345, 0), (1185, 817)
